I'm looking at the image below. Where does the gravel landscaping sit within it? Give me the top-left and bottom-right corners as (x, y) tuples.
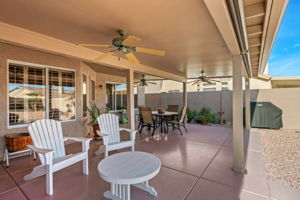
(261, 129), (300, 189)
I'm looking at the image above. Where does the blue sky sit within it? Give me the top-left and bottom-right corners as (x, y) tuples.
(268, 0), (300, 77)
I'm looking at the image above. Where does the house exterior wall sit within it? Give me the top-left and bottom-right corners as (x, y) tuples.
(0, 42), (125, 158)
(95, 73), (126, 110)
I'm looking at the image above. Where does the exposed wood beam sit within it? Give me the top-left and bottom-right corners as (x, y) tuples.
(247, 25), (263, 36)
(249, 46), (260, 54)
(258, 0), (289, 76)
(248, 38), (261, 47)
(245, 3), (265, 19)
(250, 54), (260, 59)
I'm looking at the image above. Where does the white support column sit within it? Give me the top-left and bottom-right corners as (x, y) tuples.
(245, 79), (251, 131)
(137, 86), (146, 106)
(126, 68), (135, 129)
(183, 82), (188, 124)
(232, 55), (245, 173)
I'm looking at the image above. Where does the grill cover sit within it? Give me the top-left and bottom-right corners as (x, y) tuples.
(250, 102), (283, 129)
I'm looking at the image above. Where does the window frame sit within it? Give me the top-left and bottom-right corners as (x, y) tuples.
(7, 59), (77, 129)
(82, 73), (88, 118)
(105, 81), (127, 111)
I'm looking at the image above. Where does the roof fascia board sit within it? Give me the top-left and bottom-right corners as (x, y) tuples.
(259, 0), (289, 75)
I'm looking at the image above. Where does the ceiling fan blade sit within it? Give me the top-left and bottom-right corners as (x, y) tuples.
(192, 81), (200, 85)
(147, 81), (157, 85)
(94, 52), (114, 61)
(79, 44), (112, 47)
(206, 80), (213, 84)
(188, 80), (198, 84)
(135, 47), (166, 56)
(125, 53), (140, 64)
(122, 35), (141, 46)
(210, 79), (221, 82)
(207, 76), (232, 78)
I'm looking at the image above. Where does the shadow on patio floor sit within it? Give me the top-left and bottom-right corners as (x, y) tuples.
(0, 124), (299, 200)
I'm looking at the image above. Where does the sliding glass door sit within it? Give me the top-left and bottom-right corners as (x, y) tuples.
(106, 83), (127, 111)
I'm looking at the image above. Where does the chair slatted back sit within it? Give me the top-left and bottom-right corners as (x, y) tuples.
(167, 105), (179, 112)
(140, 107), (154, 124)
(28, 119), (66, 164)
(179, 106), (187, 123)
(138, 106), (146, 119)
(97, 114), (120, 144)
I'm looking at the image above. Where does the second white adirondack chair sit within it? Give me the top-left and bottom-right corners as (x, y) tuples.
(24, 119), (91, 195)
(95, 113), (136, 157)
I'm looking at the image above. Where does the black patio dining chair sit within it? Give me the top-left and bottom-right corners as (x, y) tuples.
(139, 107), (158, 136)
(167, 105), (179, 121)
(169, 106), (188, 135)
(167, 105), (179, 112)
(137, 105), (146, 129)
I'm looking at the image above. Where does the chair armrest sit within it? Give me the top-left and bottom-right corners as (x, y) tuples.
(63, 137), (92, 142)
(120, 128), (137, 141)
(64, 137), (92, 152)
(27, 145), (54, 155)
(28, 145), (54, 165)
(96, 130), (109, 145)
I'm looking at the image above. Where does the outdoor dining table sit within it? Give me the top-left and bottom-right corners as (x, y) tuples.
(98, 151), (161, 200)
(152, 111), (179, 133)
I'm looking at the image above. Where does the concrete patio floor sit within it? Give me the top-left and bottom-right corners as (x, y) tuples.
(0, 124), (299, 200)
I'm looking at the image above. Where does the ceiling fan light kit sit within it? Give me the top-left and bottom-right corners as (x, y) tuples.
(79, 30), (166, 64)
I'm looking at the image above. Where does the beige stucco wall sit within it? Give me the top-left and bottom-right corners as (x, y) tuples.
(251, 88), (300, 130)
(145, 91), (233, 123)
(249, 78), (272, 90)
(145, 88), (300, 129)
(0, 42), (126, 158)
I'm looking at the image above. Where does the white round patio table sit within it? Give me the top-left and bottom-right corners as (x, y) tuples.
(98, 151), (161, 200)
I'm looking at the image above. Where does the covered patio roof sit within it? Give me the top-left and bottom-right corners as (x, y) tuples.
(0, 0), (288, 81)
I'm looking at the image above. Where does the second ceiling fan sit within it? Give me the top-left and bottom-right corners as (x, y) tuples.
(188, 69), (231, 85)
(134, 75), (157, 87)
(79, 30), (166, 65)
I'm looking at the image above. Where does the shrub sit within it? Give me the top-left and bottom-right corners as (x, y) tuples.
(186, 107), (198, 122)
(196, 107), (217, 123)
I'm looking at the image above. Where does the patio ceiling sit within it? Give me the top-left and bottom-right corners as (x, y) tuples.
(0, 0), (233, 79)
(0, 0), (288, 80)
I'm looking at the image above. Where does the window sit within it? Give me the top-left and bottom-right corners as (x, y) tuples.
(9, 65), (46, 125)
(90, 80), (95, 101)
(8, 62), (75, 126)
(221, 82), (228, 85)
(168, 89), (180, 93)
(49, 70), (75, 120)
(203, 83), (216, 86)
(106, 83), (127, 110)
(222, 87), (229, 91)
(203, 88), (216, 91)
(82, 74), (88, 117)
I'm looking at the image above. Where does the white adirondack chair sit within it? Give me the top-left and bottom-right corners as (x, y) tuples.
(95, 113), (136, 157)
(24, 119), (91, 195)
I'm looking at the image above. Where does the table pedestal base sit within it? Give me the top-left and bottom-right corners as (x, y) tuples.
(104, 181), (157, 200)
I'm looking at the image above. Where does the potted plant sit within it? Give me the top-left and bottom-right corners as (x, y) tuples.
(87, 103), (101, 139)
(196, 107), (217, 125)
(186, 107), (198, 123)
